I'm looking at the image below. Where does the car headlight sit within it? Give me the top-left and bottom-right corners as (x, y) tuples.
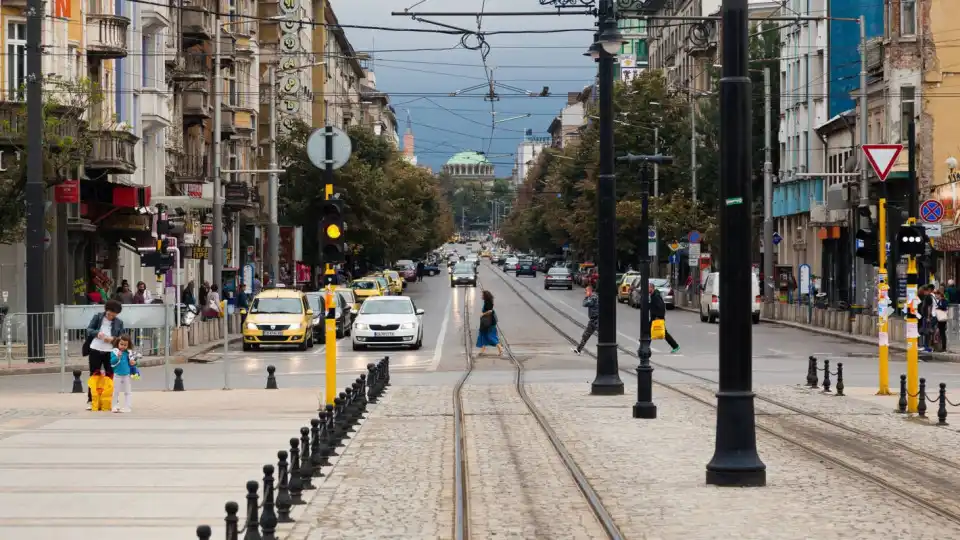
(312, 317), (320, 325)
(246, 322), (257, 330)
(400, 322), (417, 330)
(288, 323), (301, 331)
(354, 323), (369, 330)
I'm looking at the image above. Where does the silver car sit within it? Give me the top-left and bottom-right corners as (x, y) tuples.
(629, 277), (675, 309)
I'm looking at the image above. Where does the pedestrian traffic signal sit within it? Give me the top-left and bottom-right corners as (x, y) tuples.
(896, 225), (927, 256)
(855, 229), (877, 265)
(320, 200), (345, 262)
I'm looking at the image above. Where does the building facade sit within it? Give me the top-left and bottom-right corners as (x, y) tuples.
(513, 132), (549, 186)
(442, 152), (495, 185)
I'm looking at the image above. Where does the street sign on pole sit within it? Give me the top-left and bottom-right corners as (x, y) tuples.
(688, 243), (701, 266)
(648, 227), (657, 240)
(648, 240), (657, 257)
(922, 222), (942, 238)
(668, 241), (680, 252)
(307, 126), (352, 170)
(863, 144), (904, 182)
(920, 199), (944, 223)
(688, 230), (701, 244)
(669, 253), (678, 264)
(772, 231), (782, 245)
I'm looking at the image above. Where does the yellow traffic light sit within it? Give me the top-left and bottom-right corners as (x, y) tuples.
(326, 224), (342, 239)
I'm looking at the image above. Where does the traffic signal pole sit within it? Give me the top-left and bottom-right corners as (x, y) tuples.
(876, 188), (890, 395)
(905, 121), (919, 413)
(324, 125), (337, 407)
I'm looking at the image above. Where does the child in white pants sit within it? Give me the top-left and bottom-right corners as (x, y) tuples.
(110, 335), (136, 413)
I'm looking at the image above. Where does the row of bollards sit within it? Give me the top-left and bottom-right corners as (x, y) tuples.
(895, 374), (960, 426)
(72, 363), (301, 394)
(196, 356), (391, 539)
(805, 356), (845, 397)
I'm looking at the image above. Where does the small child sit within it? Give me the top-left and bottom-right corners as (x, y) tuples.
(110, 335), (136, 413)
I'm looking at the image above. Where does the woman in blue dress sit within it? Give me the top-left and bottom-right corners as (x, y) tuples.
(476, 290), (503, 356)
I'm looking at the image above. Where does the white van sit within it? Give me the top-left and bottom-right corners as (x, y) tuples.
(698, 272), (761, 324)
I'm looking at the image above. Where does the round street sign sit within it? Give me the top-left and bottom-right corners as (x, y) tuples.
(306, 127), (353, 170)
(688, 230), (701, 244)
(920, 199), (944, 223)
(647, 227), (657, 240)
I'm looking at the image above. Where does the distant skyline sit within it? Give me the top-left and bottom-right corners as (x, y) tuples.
(331, 0), (598, 176)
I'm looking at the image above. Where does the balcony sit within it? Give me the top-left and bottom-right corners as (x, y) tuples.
(164, 147), (180, 179)
(87, 130), (138, 175)
(0, 101), (82, 149)
(223, 181), (257, 210)
(182, 0), (215, 40)
(220, 105), (236, 138)
(172, 53), (209, 82)
(218, 33), (237, 65)
(141, 90), (172, 129)
(172, 153), (209, 184)
(183, 88), (212, 125)
(86, 1), (130, 59)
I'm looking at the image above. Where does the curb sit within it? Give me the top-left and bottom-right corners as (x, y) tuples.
(187, 337), (243, 363)
(675, 304), (960, 363)
(0, 335), (243, 376)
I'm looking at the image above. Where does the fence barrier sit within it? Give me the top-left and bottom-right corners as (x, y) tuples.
(195, 357), (392, 539)
(804, 356), (844, 397)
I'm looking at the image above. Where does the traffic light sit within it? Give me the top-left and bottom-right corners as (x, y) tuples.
(319, 200), (345, 263)
(896, 225), (927, 256)
(855, 228), (877, 265)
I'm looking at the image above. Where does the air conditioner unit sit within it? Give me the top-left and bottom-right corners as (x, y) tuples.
(809, 203), (827, 223)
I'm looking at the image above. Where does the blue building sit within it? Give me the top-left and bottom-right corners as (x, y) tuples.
(828, 0), (884, 117)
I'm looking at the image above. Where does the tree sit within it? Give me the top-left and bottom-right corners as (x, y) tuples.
(277, 119), (453, 267)
(0, 77), (106, 244)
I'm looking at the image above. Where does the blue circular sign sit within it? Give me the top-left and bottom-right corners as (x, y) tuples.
(648, 228), (657, 239)
(688, 230), (701, 243)
(920, 199), (944, 223)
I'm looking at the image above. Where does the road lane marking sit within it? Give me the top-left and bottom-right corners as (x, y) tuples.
(431, 290), (454, 371)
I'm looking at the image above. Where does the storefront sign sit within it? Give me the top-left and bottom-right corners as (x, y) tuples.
(101, 213), (151, 232)
(54, 179), (80, 203)
(185, 246), (210, 260)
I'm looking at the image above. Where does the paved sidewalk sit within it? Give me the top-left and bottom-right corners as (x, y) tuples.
(0, 385), (358, 540)
(0, 336), (242, 376)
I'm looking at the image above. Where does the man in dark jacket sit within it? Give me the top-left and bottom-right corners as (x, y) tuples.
(573, 285), (599, 355)
(416, 261), (425, 282)
(649, 282), (680, 353)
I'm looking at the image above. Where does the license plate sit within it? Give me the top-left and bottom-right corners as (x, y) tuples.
(374, 331), (395, 337)
(263, 330), (284, 336)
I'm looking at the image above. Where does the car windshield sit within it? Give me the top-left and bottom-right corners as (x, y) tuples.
(337, 291), (356, 304)
(454, 263), (474, 273)
(651, 279), (669, 288)
(306, 295), (323, 312)
(548, 268), (569, 275)
(360, 299), (414, 315)
(352, 281), (377, 290)
(250, 297), (303, 314)
(385, 272), (399, 279)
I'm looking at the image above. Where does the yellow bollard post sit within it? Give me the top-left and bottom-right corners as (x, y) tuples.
(324, 266), (337, 406)
(905, 219), (920, 413)
(877, 197), (891, 395)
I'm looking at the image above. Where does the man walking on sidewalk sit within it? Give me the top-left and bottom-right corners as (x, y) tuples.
(573, 285), (599, 355)
(649, 282), (680, 353)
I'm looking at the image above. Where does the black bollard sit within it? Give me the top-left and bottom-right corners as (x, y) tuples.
(325, 404), (341, 455)
(288, 438), (305, 505)
(835, 363), (845, 397)
(352, 381), (365, 419)
(173, 367), (185, 391)
(806, 356), (818, 388)
(898, 374), (908, 414)
(225, 501), (240, 540)
(310, 418), (325, 477)
(918, 378), (928, 418)
(266, 365), (278, 390)
(332, 397), (348, 445)
(366, 363), (379, 403)
(356, 377), (368, 415)
(383, 356), (391, 386)
(316, 411), (332, 466)
(938, 383), (949, 426)
(343, 390), (357, 432)
(242, 480), (261, 540)
(275, 450), (293, 522)
(822, 359), (831, 393)
(71, 370), (83, 394)
(299, 427), (316, 490)
(197, 525), (212, 540)
(260, 465), (278, 540)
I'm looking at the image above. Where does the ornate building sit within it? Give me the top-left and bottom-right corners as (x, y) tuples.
(442, 152), (495, 183)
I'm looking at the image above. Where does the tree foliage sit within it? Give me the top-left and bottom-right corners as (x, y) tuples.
(0, 77), (107, 244)
(277, 119), (454, 266)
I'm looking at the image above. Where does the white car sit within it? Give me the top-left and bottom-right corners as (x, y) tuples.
(352, 296), (425, 351)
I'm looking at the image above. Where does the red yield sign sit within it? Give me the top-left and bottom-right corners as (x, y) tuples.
(863, 144), (904, 182)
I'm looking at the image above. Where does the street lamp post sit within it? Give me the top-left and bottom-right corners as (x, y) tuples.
(705, 0), (766, 487)
(617, 153), (673, 419)
(587, 0), (625, 396)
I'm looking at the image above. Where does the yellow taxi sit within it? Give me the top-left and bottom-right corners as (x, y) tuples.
(242, 288), (314, 352)
(378, 270), (404, 295)
(481, 250), (491, 258)
(618, 271), (641, 303)
(367, 275), (393, 296)
(350, 278), (385, 303)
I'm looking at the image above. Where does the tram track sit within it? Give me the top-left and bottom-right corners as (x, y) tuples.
(484, 262), (960, 525)
(451, 279), (624, 539)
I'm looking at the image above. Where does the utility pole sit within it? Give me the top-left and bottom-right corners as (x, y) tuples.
(25, 0), (45, 360)
(212, 13), (224, 290)
(267, 65), (280, 283)
(856, 15), (871, 310)
(763, 67), (774, 304)
(653, 127), (659, 197)
(691, 94), (697, 203)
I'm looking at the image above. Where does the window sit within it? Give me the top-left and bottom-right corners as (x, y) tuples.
(67, 45), (79, 82)
(225, 64), (237, 106)
(901, 0), (917, 37)
(900, 86), (915, 142)
(6, 22), (26, 100)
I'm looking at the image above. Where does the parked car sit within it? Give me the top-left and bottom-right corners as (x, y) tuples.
(698, 272), (761, 324)
(515, 258), (537, 277)
(394, 263), (417, 283)
(422, 262), (440, 276)
(629, 277), (675, 309)
(544, 267), (574, 290)
(618, 271), (641, 302)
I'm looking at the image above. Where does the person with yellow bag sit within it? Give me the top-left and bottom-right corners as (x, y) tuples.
(648, 282), (680, 354)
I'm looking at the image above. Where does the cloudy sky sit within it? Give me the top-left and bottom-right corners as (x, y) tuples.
(329, 0), (599, 176)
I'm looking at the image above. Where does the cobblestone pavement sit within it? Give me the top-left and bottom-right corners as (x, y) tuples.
(459, 373), (607, 539)
(524, 378), (960, 539)
(285, 385), (456, 540)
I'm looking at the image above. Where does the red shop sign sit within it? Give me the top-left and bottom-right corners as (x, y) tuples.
(54, 179), (80, 203)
